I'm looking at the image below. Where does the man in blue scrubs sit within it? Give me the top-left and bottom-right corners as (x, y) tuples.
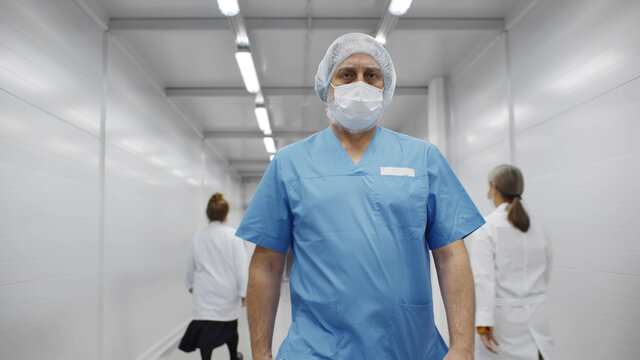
(237, 33), (485, 360)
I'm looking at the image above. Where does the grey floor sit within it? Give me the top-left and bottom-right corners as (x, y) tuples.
(160, 283), (292, 360)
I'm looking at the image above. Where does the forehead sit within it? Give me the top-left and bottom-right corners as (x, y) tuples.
(335, 53), (380, 70)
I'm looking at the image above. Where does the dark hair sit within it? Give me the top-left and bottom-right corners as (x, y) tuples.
(206, 193), (229, 222)
(489, 164), (530, 232)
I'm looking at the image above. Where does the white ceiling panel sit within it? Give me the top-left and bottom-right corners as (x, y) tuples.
(250, 30), (308, 87)
(387, 29), (502, 86)
(101, 0), (530, 20)
(100, 0), (221, 18)
(173, 96), (257, 130)
(101, 0), (535, 179)
(242, 0), (387, 18)
(266, 94), (326, 130)
(250, 28), (381, 88)
(115, 30), (240, 87)
(406, 0), (532, 18)
(207, 137), (268, 159)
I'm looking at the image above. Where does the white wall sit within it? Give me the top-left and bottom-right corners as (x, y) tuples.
(0, 1), (244, 359)
(450, 0), (640, 358)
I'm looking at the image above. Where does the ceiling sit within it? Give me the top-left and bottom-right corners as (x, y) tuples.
(100, 0), (533, 179)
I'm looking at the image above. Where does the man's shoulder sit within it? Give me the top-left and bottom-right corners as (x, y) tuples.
(380, 127), (432, 149)
(378, 127), (436, 162)
(274, 128), (328, 160)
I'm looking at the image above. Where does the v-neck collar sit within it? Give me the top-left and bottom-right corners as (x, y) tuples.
(324, 126), (382, 172)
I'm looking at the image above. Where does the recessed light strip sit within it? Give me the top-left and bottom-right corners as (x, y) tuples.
(235, 50), (261, 93)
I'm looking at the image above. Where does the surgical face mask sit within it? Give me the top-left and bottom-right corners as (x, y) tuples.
(330, 81), (384, 133)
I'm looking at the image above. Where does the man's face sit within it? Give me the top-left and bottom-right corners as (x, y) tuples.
(328, 53), (384, 101)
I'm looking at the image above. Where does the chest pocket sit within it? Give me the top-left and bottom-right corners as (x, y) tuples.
(374, 171), (427, 233)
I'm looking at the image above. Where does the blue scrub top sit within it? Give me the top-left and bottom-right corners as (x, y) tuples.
(237, 127), (484, 360)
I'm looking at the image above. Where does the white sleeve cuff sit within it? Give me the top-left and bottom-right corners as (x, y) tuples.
(475, 310), (495, 327)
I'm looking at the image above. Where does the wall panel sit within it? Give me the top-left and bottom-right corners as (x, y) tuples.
(0, 1), (244, 359)
(0, 0), (102, 356)
(450, 0), (640, 358)
(103, 39), (206, 359)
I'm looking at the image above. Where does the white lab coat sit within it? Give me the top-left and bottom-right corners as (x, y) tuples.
(466, 203), (555, 360)
(186, 221), (248, 321)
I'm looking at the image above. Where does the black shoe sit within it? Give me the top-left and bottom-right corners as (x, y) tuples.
(235, 352), (243, 360)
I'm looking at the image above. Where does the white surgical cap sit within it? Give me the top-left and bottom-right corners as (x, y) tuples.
(315, 33), (396, 107)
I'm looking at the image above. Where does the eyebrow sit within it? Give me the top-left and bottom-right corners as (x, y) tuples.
(335, 66), (382, 73)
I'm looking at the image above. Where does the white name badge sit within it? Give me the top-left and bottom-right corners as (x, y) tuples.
(380, 167), (415, 177)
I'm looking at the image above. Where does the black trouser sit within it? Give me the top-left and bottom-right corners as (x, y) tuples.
(199, 330), (238, 360)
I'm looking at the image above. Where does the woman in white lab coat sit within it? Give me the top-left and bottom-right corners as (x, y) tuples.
(179, 193), (248, 360)
(467, 165), (555, 360)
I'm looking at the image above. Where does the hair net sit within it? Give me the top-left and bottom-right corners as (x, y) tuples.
(315, 33), (396, 107)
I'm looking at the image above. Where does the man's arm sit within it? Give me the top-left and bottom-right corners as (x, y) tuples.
(432, 238), (475, 360)
(247, 245), (286, 360)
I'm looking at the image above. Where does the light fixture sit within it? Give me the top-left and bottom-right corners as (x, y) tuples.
(229, 15), (249, 47)
(254, 106), (272, 135)
(263, 137), (276, 154)
(216, 0), (239, 17)
(269, 154), (275, 161)
(235, 50), (261, 93)
(375, 11), (398, 46)
(254, 92), (265, 106)
(388, 0), (413, 16)
(235, 32), (249, 48)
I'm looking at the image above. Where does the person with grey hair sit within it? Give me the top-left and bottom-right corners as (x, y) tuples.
(236, 33), (485, 360)
(467, 164), (554, 360)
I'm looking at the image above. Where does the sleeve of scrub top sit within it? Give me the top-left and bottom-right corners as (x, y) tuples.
(466, 224), (496, 327)
(234, 236), (249, 297)
(185, 234), (196, 290)
(235, 154), (293, 254)
(425, 144), (485, 249)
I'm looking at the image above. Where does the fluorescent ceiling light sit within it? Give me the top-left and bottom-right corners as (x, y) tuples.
(235, 32), (249, 48)
(255, 92), (265, 105)
(217, 0), (239, 16)
(263, 137), (277, 154)
(375, 11), (397, 45)
(388, 0), (413, 16)
(269, 154), (274, 161)
(187, 178), (199, 186)
(235, 51), (261, 93)
(229, 13), (249, 46)
(254, 106), (272, 135)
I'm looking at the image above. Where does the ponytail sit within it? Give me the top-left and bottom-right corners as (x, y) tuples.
(489, 164), (530, 232)
(507, 196), (530, 232)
